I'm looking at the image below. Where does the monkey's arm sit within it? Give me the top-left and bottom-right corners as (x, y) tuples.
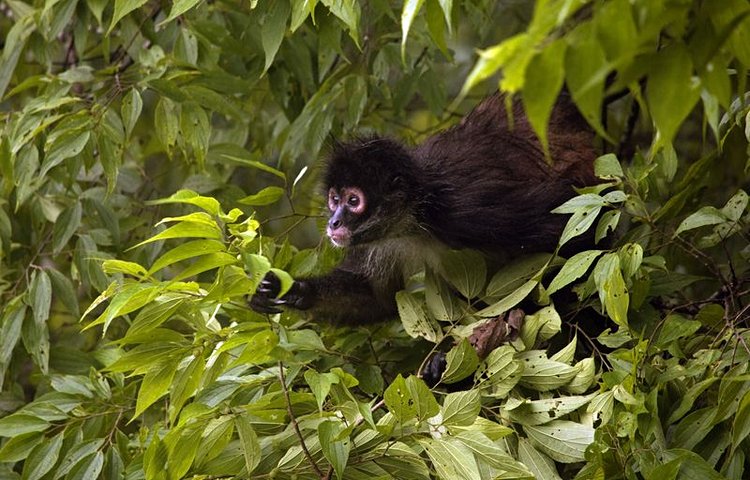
(250, 269), (398, 324)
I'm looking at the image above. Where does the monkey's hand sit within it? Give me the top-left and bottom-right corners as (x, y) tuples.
(249, 272), (311, 314)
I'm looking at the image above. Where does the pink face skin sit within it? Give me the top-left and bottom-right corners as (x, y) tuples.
(326, 186), (366, 247)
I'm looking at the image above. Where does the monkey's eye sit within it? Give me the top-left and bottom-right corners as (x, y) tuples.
(347, 196), (360, 207)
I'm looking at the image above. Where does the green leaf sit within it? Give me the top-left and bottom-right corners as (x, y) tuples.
(101, 259), (148, 278)
(148, 239), (226, 274)
(384, 374), (416, 422)
(524, 420), (594, 463)
(321, 0), (360, 45)
(520, 306), (561, 348)
(238, 186), (286, 206)
(108, 0), (148, 34)
(154, 96), (179, 156)
(133, 360), (178, 419)
(547, 250), (602, 295)
(290, 0), (317, 31)
(131, 220), (222, 249)
(261, 0), (291, 73)
(647, 44), (701, 149)
(219, 152), (286, 180)
(426, 0), (448, 56)
(169, 355), (205, 422)
(674, 206), (727, 236)
(128, 294), (184, 336)
(557, 205), (602, 247)
(523, 39), (566, 156)
(565, 358), (596, 395)
(517, 350), (578, 391)
(0, 414), (49, 438)
(22, 432), (63, 480)
(0, 302), (25, 376)
(594, 153), (624, 179)
(454, 431), (533, 477)
(173, 252), (237, 281)
(319, 420), (351, 480)
(180, 102), (210, 167)
(405, 375), (440, 421)
(235, 415), (261, 476)
(593, 253), (629, 327)
(304, 369), (338, 411)
(41, 128), (91, 177)
(507, 394), (595, 426)
(518, 438), (561, 480)
(441, 339), (479, 384)
(401, 0), (426, 62)
(121, 88), (143, 140)
(618, 243), (643, 278)
(66, 451), (104, 480)
(565, 23), (610, 140)
(475, 345), (522, 398)
(147, 189), (222, 216)
(0, 431), (42, 462)
(108, 342), (189, 374)
(162, 0), (203, 24)
(86, 284), (162, 334)
(29, 269), (52, 327)
(396, 291), (441, 343)
(485, 253), (552, 299)
(52, 202), (82, 255)
(421, 438), (481, 480)
(656, 314), (701, 347)
(425, 269), (456, 321)
(462, 36), (523, 94)
(595, 210), (621, 243)
(53, 438), (105, 478)
(0, 15), (35, 100)
(437, 0), (453, 33)
(476, 279), (537, 318)
(721, 189), (749, 221)
(441, 250), (486, 299)
(442, 390), (480, 427)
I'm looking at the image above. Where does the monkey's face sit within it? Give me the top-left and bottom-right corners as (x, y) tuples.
(326, 186), (366, 247)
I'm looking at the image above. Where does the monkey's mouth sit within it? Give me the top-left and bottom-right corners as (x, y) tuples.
(327, 227), (351, 247)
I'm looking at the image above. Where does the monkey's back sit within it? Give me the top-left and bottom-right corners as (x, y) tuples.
(414, 93), (598, 253)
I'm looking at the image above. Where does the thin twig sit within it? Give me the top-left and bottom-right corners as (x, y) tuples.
(277, 361), (325, 479)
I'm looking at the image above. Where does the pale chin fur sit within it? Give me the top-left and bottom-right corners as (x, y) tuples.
(328, 235), (350, 248)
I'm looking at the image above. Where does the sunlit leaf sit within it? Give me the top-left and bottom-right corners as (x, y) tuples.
(441, 339), (480, 384)
(133, 360), (178, 419)
(262, 0), (291, 73)
(238, 186), (286, 206)
(396, 291), (441, 343)
(524, 421), (594, 463)
(108, 0), (148, 34)
(547, 250), (602, 295)
(235, 414), (261, 475)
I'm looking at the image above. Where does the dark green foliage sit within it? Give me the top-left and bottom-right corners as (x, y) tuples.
(0, 0), (749, 479)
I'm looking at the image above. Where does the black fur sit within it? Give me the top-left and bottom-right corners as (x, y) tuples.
(251, 93), (598, 324)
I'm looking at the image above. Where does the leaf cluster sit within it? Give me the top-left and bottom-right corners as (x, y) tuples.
(0, 0), (749, 479)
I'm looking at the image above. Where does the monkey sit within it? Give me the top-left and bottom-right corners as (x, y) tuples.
(250, 92), (599, 325)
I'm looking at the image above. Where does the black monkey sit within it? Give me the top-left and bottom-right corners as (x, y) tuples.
(250, 93), (598, 324)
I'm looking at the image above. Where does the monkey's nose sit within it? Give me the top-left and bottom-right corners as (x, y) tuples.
(330, 219), (342, 228)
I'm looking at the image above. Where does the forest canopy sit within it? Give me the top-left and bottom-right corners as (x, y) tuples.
(0, 0), (749, 479)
